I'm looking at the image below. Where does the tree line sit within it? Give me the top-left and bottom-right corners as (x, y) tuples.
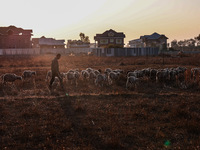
(170, 34), (200, 51)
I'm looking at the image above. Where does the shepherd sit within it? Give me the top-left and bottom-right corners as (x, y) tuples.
(49, 53), (64, 90)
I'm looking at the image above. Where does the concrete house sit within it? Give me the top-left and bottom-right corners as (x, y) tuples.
(32, 36), (65, 49)
(0, 25), (32, 49)
(94, 29), (126, 48)
(129, 32), (168, 50)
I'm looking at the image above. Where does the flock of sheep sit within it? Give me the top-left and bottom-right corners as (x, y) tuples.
(0, 71), (36, 85)
(1, 66), (200, 90)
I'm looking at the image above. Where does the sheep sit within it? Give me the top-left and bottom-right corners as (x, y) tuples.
(89, 71), (97, 83)
(105, 68), (112, 73)
(65, 71), (75, 84)
(86, 68), (93, 73)
(127, 70), (144, 78)
(156, 69), (170, 83)
(176, 70), (186, 88)
(176, 66), (187, 74)
(127, 71), (137, 77)
(142, 68), (151, 78)
(51, 77), (60, 87)
(22, 70), (36, 79)
(65, 70), (80, 86)
(191, 68), (200, 82)
(104, 68), (112, 75)
(46, 70), (65, 81)
(169, 69), (178, 83)
(2, 73), (22, 85)
(95, 74), (107, 87)
(150, 69), (157, 81)
(22, 70), (36, 82)
(46, 70), (52, 81)
(74, 71), (80, 80)
(126, 76), (140, 90)
(113, 69), (123, 74)
(108, 71), (120, 85)
(94, 69), (101, 75)
(81, 70), (89, 80)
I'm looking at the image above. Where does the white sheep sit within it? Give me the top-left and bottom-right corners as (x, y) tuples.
(51, 77), (60, 87)
(105, 68), (112, 73)
(65, 70), (80, 86)
(46, 70), (52, 81)
(46, 70), (65, 81)
(89, 71), (97, 83)
(108, 71), (120, 85)
(86, 67), (93, 73)
(2, 73), (22, 85)
(94, 69), (101, 75)
(126, 76), (140, 90)
(113, 69), (123, 74)
(95, 74), (107, 87)
(22, 70), (36, 82)
(81, 70), (89, 80)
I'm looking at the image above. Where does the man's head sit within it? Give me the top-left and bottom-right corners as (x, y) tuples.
(56, 53), (61, 59)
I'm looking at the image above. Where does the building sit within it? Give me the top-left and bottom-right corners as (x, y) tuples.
(0, 25), (33, 49)
(128, 39), (144, 48)
(129, 32), (168, 50)
(67, 40), (90, 48)
(32, 36), (65, 49)
(94, 29), (126, 48)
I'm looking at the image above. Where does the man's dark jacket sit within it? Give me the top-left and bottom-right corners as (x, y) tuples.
(51, 57), (59, 74)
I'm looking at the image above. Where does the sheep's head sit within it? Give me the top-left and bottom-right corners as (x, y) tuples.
(16, 76), (22, 81)
(32, 71), (36, 75)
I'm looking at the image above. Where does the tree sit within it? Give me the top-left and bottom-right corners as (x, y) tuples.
(79, 33), (85, 42)
(84, 36), (90, 43)
(195, 34), (200, 46)
(178, 40), (187, 47)
(186, 39), (195, 47)
(195, 34), (200, 40)
(171, 39), (178, 48)
(79, 32), (90, 43)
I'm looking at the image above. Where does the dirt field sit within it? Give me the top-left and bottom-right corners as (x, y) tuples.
(0, 54), (200, 149)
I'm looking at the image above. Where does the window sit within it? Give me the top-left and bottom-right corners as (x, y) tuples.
(110, 39), (114, 43)
(100, 39), (108, 44)
(116, 39), (122, 44)
(108, 32), (114, 37)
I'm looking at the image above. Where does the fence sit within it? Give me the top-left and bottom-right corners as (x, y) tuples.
(94, 47), (159, 57)
(0, 48), (94, 55)
(67, 48), (93, 54)
(0, 48), (40, 55)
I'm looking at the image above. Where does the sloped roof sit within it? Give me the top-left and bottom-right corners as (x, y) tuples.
(140, 32), (168, 40)
(129, 38), (142, 43)
(68, 40), (90, 45)
(94, 29), (125, 39)
(0, 25), (32, 35)
(38, 37), (65, 46)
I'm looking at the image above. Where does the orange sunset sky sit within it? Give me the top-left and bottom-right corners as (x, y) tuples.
(1, 0), (200, 45)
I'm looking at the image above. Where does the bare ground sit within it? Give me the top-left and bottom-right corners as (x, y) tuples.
(0, 54), (200, 149)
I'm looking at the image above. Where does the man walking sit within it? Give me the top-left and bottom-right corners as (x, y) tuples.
(49, 53), (64, 89)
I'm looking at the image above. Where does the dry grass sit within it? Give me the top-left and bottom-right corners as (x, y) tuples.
(0, 54), (200, 149)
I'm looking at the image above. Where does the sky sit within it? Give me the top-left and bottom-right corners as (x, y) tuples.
(0, 0), (200, 45)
